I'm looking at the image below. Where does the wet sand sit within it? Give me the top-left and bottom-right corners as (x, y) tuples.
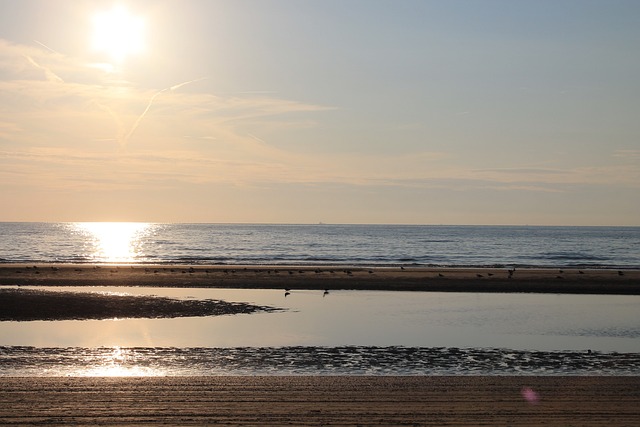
(0, 376), (638, 426)
(0, 287), (280, 321)
(0, 264), (638, 294)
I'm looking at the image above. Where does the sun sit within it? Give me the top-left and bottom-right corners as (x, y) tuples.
(92, 5), (145, 63)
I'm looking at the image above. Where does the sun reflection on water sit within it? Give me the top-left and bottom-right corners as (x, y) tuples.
(73, 222), (152, 263)
(77, 347), (165, 377)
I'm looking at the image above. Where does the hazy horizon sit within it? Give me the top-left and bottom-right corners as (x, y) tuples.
(1, 0), (639, 226)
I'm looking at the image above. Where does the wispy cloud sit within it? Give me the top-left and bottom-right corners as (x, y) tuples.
(613, 149), (640, 158)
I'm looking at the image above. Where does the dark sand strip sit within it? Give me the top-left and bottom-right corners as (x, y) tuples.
(0, 288), (281, 321)
(0, 376), (638, 426)
(1, 264), (639, 294)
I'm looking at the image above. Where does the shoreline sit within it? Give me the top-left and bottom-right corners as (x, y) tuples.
(1, 263), (638, 294)
(1, 376), (638, 426)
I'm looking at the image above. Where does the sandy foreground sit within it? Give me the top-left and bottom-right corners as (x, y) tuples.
(0, 376), (638, 426)
(0, 264), (638, 294)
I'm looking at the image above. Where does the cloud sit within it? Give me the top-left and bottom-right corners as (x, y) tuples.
(470, 165), (640, 189)
(0, 38), (332, 156)
(2, 37), (637, 207)
(613, 149), (640, 158)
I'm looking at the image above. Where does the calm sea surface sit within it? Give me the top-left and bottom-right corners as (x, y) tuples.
(0, 222), (638, 376)
(1, 222), (639, 267)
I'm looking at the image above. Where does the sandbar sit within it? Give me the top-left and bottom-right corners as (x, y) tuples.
(0, 287), (280, 321)
(0, 264), (638, 294)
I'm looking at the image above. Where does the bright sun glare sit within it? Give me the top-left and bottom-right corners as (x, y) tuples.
(92, 5), (145, 63)
(75, 222), (151, 263)
(78, 347), (164, 377)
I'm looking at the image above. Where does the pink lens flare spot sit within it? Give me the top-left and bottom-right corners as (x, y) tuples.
(521, 387), (540, 404)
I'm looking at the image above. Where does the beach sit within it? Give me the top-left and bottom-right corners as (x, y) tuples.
(2, 264), (639, 425)
(1, 376), (638, 426)
(1, 264), (638, 294)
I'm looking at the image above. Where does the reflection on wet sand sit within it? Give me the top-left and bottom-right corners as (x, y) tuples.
(1, 346), (638, 377)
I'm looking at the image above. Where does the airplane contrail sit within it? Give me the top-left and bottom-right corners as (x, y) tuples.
(33, 40), (61, 55)
(123, 77), (207, 146)
(23, 55), (64, 83)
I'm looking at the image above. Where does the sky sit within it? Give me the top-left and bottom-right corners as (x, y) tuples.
(0, 0), (638, 225)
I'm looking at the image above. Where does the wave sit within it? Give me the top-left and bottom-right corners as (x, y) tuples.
(1, 223), (639, 268)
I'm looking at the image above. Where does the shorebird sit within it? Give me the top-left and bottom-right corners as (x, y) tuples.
(284, 291), (291, 297)
(323, 289), (329, 297)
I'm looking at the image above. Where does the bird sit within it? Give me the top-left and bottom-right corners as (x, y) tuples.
(618, 270), (624, 276)
(323, 289), (329, 297)
(284, 291), (291, 298)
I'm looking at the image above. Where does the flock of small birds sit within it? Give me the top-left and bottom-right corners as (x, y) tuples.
(12, 265), (631, 277)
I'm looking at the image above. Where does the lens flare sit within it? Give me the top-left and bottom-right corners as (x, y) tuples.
(521, 387), (540, 404)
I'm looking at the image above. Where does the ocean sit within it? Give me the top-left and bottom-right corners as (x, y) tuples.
(1, 222), (638, 376)
(1, 222), (639, 268)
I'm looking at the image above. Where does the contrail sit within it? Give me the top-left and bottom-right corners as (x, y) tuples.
(23, 55), (64, 83)
(33, 40), (61, 55)
(123, 77), (207, 146)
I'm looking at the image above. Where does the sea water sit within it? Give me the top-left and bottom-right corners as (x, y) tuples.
(1, 222), (639, 267)
(0, 223), (638, 376)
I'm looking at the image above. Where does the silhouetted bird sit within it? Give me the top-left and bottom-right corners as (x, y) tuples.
(323, 289), (329, 297)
